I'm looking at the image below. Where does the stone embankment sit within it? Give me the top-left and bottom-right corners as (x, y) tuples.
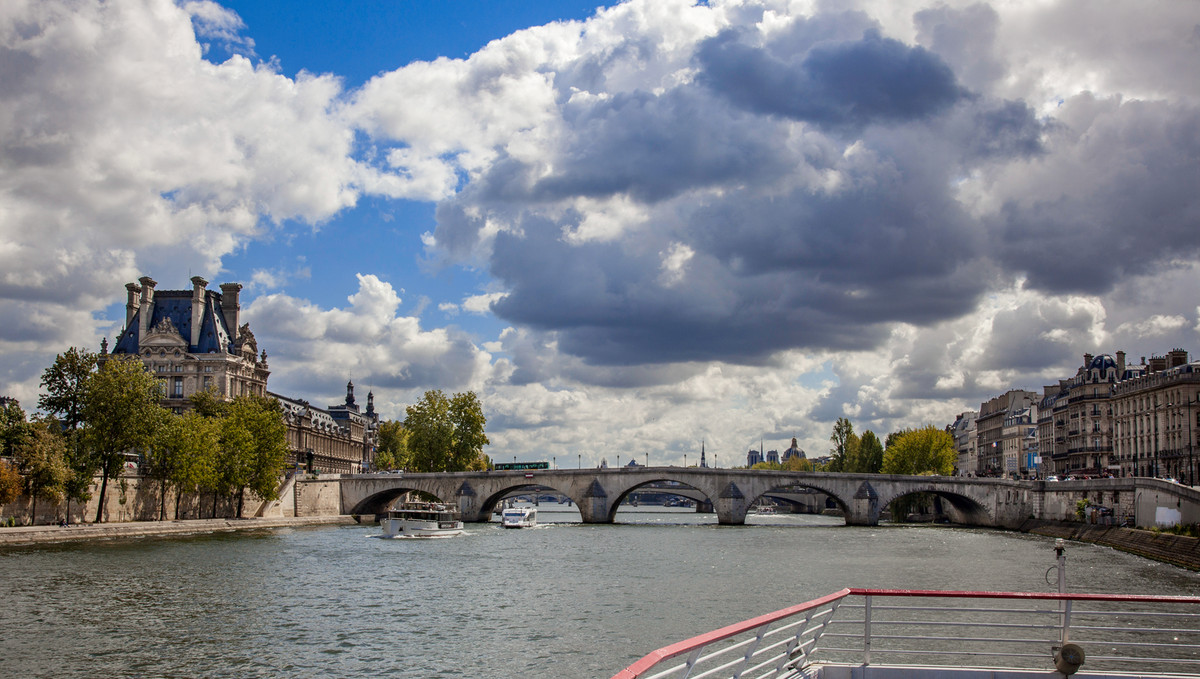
(1020, 519), (1200, 571)
(0, 515), (356, 547)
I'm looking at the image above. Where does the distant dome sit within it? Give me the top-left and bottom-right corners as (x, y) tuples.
(1089, 354), (1118, 371)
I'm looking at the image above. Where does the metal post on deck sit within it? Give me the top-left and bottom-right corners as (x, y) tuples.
(863, 594), (873, 665)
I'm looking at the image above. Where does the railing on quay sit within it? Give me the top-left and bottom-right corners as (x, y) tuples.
(611, 588), (1200, 679)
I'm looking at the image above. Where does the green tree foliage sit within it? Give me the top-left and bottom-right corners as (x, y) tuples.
(751, 461), (783, 471)
(782, 455), (814, 472)
(81, 357), (168, 523)
(881, 425), (956, 476)
(149, 411), (220, 520)
(215, 395), (288, 518)
(857, 430), (884, 474)
(449, 391), (489, 472)
(0, 398), (30, 458)
(13, 420), (70, 524)
(39, 347), (98, 431)
(827, 417), (858, 473)
(374, 419), (408, 471)
(403, 390), (489, 472)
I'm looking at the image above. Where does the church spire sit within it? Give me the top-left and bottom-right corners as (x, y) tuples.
(700, 440), (707, 468)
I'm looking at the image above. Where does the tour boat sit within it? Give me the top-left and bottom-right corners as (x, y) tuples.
(612, 541), (1200, 679)
(379, 502), (463, 538)
(501, 505), (538, 529)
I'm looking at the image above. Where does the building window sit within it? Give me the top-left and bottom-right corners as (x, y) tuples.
(173, 377), (183, 397)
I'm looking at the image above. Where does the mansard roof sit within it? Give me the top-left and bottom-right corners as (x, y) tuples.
(112, 289), (234, 355)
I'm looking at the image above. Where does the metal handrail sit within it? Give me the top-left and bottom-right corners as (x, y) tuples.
(611, 588), (1200, 679)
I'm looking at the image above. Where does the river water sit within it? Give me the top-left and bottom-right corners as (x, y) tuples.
(3, 507), (1199, 678)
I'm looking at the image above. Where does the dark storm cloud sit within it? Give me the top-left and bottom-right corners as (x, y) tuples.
(991, 97), (1200, 295)
(696, 27), (967, 131)
(530, 88), (792, 204)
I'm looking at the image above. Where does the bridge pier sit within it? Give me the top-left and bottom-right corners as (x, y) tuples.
(845, 481), (880, 526)
(715, 482), (749, 525)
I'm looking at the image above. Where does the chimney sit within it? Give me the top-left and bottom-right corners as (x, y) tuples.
(138, 276), (157, 345)
(1169, 349), (1189, 368)
(1116, 350), (1126, 377)
(1083, 353), (1093, 368)
(125, 282), (141, 328)
(219, 282), (242, 341)
(190, 276), (208, 349)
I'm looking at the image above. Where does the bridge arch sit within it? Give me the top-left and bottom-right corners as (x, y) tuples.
(749, 482), (849, 521)
(605, 478), (715, 523)
(346, 485), (455, 517)
(878, 486), (993, 525)
(478, 482), (582, 521)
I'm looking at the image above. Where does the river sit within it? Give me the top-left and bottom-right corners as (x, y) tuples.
(3, 507), (1199, 678)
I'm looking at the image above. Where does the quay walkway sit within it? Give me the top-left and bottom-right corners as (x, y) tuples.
(0, 515), (356, 547)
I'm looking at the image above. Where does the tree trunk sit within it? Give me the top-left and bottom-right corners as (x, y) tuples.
(94, 468), (110, 524)
(174, 489), (182, 521)
(236, 486), (245, 518)
(211, 490), (217, 519)
(159, 478), (166, 521)
(30, 493), (37, 527)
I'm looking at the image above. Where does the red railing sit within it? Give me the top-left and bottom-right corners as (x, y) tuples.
(612, 588), (1200, 679)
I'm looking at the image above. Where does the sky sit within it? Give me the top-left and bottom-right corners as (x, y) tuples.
(2, 0), (1199, 468)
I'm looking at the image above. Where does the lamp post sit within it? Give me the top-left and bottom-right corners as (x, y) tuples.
(684, 454), (687, 468)
(645, 453), (648, 467)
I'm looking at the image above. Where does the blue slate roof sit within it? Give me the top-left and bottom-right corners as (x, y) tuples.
(112, 289), (234, 355)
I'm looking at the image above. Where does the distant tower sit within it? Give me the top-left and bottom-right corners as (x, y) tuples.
(700, 440), (707, 468)
(366, 390), (375, 418)
(345, 379), (357, 410)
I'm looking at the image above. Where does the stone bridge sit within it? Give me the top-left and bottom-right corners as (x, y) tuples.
(334, 468), (1039, 527)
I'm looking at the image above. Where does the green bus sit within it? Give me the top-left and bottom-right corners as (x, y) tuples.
(493, 461), (550, 471)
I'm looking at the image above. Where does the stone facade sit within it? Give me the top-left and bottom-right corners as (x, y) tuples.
(105, 276), (378, 474)
(975, 390), (1037, 477)
(1112, 349), (1200, 483)
(105, 276), (269, 411)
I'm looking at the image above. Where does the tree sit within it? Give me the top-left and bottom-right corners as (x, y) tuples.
(374, 420), (408, 471)
(0, 459), (21, 507)
(0, 398), (30, 458)
(214, 395), (288, 518)
(38, 348), (100, 524)
(148, 411), (219, 520)
(881, 425), (956, 476)
(827, 418), (857, 473)
(39, 347), (98, 431)
(449, 391), (490, 471)
(13, 420), (69, 524)
(403, 390), (489, 473)
(858, 431), (884, 474)
(82, 357), (168, 523)
(782, 455), (813, 472)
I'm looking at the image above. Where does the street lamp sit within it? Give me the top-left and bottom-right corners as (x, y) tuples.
(645, 453), (649, 467)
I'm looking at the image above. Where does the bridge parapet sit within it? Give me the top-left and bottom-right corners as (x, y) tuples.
(316, 469), (1200, 529)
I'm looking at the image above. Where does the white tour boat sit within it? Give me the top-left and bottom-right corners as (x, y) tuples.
(501, 505), (538, 529)
(612, 540), (1200, 679)
(379, 502), (464, 538)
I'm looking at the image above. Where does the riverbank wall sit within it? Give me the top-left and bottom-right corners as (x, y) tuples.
(1020, 518), (1200, 571)
(0, 472), (311, 526)
(0, 515), (357, 547)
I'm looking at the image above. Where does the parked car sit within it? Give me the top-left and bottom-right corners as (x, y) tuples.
(1045, 475), (1059, 482)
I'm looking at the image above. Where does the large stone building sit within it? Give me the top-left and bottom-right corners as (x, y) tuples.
(105, 276), (378, 473)
(1112, 350), (1200, 483)
(977, 349), (1200, 483)
(975, 390), (1037, 477)
(949, 411), (978, 475)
